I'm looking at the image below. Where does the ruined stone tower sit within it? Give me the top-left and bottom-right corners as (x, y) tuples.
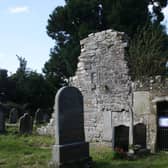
(38, 29), (168, 153)
(70, 29), (132, 144)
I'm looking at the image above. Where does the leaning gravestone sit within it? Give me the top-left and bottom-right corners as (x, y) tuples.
(0, 104), (5, 133)
(52, 86), (91, 168)
(9, 108), (18, 123)
(19, 113), (33, 134)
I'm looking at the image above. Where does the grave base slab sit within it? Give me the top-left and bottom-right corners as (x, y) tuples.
(52, 142), (91, 168)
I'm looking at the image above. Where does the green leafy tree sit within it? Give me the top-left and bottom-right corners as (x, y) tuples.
(128, 24), (168, 80)
(10, 56), (53, 114)
(44, 0), (167, 89)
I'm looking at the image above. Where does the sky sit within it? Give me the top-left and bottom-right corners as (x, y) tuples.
(0, 0), (65, 74)
(0, 1), (168, 74)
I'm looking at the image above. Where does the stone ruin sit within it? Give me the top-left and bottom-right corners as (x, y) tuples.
(38, 29), (168, 153)
(70, 29), (132, 143)
(37, 29), (132, 141)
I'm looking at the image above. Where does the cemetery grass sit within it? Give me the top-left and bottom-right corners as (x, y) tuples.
(0, 124), (54, 168)
(1, 126), (168, 168)
(91, 145), (168, 168)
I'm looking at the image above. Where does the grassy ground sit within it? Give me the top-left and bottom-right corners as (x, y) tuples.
(1, 125), (168, 168)
(91, 145), (168, 168)
(0, 125), (54, 168)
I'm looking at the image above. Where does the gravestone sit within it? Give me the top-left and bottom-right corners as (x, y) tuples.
(43, 113), (50, 123)
(52, 86), (91, 167)
(0, 104), (5, 133)
(134, 123), (146, 148)
(114, 125), (129, 151)
(35, 108), (43, 124)
(19, 113), (33, 134)
(9, 108), (18, 123)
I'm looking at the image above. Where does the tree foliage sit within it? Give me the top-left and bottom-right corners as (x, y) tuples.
(0, 69), (15, 102)
(44, 0), (168, 88)
(128, 24), (168, 80)
(8, 56), (53, 114)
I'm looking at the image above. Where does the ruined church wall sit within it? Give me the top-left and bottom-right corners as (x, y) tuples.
(134, 76), (168, 152)
(70, 29), (132, 143)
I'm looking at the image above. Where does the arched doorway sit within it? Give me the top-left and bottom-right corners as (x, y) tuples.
(114, 125), (129, 151)
(157, 101), (168, 151)
(133, 123), (146, 148)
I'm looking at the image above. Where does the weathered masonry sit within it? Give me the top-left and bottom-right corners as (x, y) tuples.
(39, 29), (168, 153)
(70, 29), (133, 148)
(134, 76), (168, 152)
(71, 29), (168, 153)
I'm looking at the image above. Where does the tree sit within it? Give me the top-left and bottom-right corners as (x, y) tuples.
(16, 55), (27, 73)
(149, 0), (167, 24)
(9, 56), (53, 114)
(44, 0), (168, 88)
(0, 69), (10, 102)
(128, 24), (168, 80)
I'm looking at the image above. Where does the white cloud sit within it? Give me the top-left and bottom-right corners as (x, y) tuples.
(9, 6), (29, 14)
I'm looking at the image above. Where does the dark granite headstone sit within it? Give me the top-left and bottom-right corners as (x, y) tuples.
(9, 108), (18, 123)
(52, 86), (91, 167)
(19, 113), (33, 134)
(0, 104), (5, 133)
(35, 108), (43, 124)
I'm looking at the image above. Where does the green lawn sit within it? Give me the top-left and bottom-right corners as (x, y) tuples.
(0, 125), (54, 168)
(91, 145), (168, 168)
(1, 125), (168, 168)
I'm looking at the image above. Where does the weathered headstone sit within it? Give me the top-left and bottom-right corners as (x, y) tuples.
(35, 108), (43, 124)
(19, 113), (33, 134)
(9, 108), (18, 123)
(52, 86), (91, 167)
(0, 104), (5, 133)
(43, 113), (50, 123)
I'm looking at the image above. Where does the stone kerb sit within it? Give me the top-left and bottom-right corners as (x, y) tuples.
(52, 86), (91, 167)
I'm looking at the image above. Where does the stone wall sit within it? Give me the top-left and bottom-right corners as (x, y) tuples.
(133, 76), (168, 152)
(37, 29), (168, 152)
(70, 29), (132, 143)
